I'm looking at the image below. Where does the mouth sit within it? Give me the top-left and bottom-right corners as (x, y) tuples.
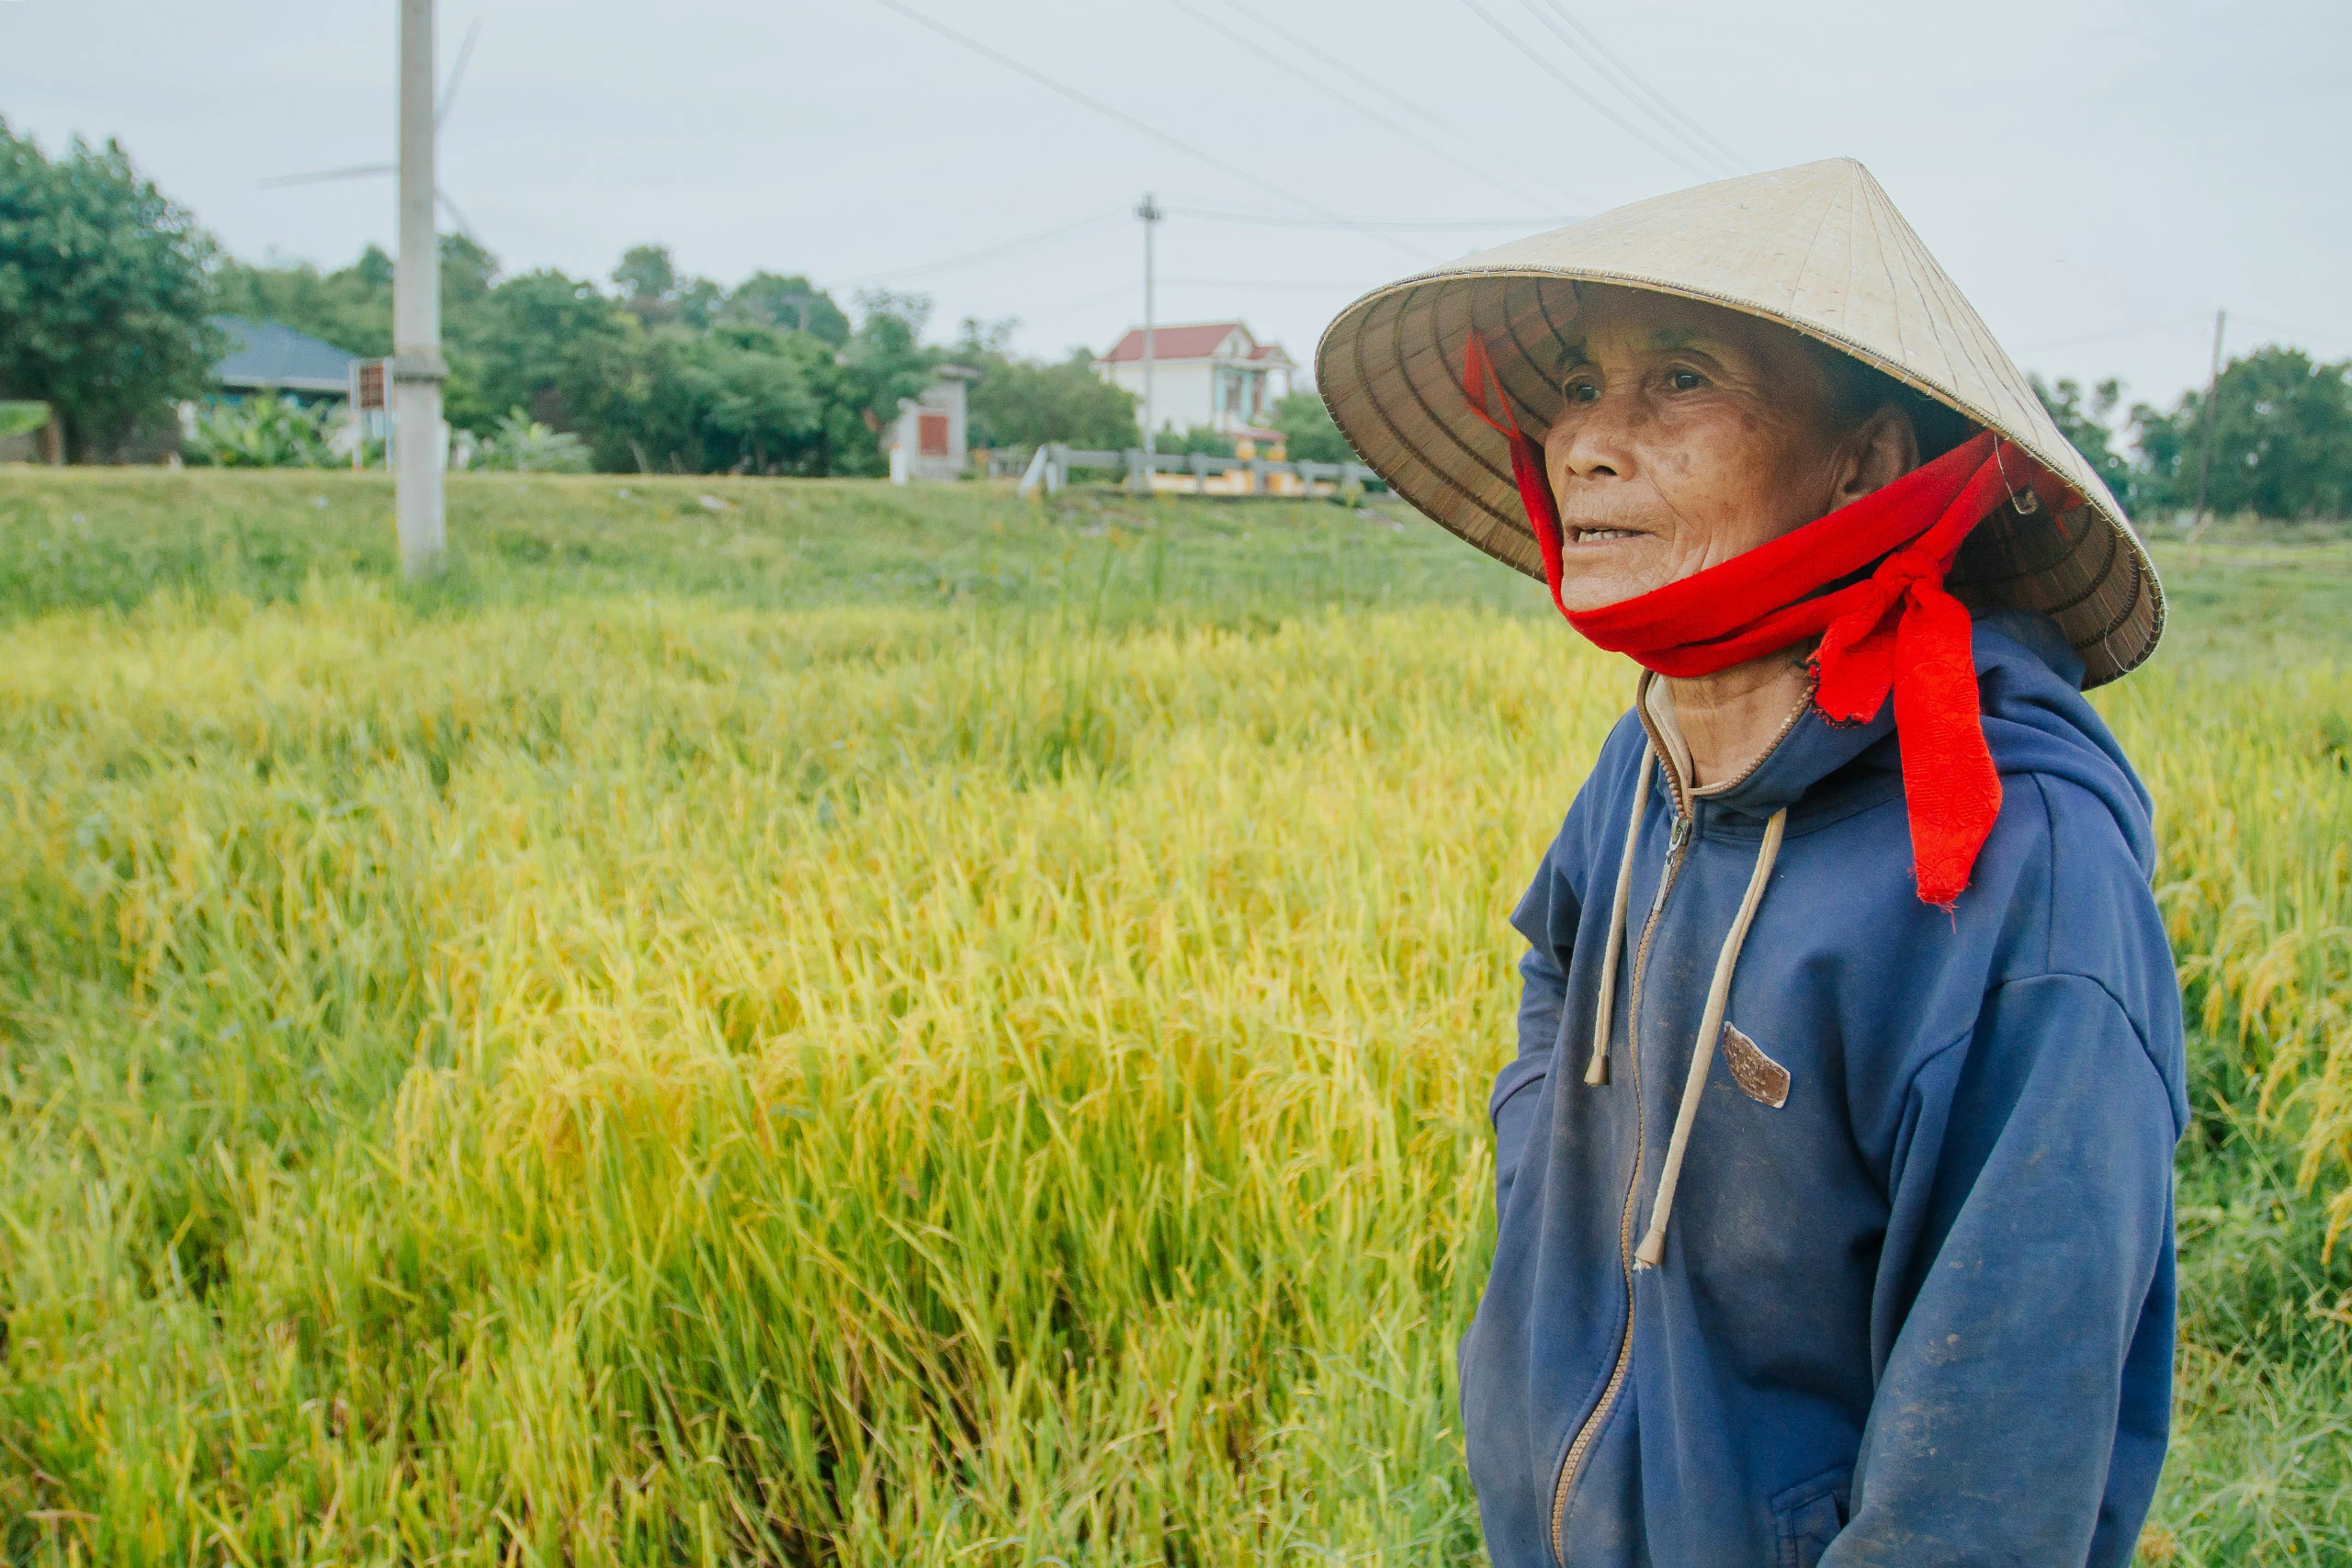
(1569, 526), (1643, 544)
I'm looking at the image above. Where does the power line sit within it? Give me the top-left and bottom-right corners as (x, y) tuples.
(831, 209), (1126, 288)
(864, 0), (1430, 262)
(1160, 0), (1577, 213)
(1209, 0), (1588, 210)
(1018, 281), (1148, 324)
(1521, 0), (1747, 175)
(2011, 312), (2348, 365)
(829, 200), (1564, 298)
(2014, 315), (2217, 355)
(1167, 205), (1577, 231)
(1153, 276), (1373, 289)
(2233, 314), (2352, 350)
(1456, 0), (1717, 181)
(1018, 276), (1379, 329)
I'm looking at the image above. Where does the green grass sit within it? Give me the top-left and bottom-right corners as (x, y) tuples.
(0, 468), (2346, 1565)
(0, 468), (1528, 630)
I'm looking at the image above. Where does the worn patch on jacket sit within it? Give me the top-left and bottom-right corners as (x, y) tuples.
(1721, 1021), (1790, 1108)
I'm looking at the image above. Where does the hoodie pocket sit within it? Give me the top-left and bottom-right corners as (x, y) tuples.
(1487, 1056), (1551, 1217)
(1771, 1466), (1850, 1568)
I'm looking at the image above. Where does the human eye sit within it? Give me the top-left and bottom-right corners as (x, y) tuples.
(1665, 367), (1706, 393)
(1564, 373), (1601, 403)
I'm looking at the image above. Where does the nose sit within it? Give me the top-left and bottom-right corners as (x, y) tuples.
(1551, 393), (1638, 487)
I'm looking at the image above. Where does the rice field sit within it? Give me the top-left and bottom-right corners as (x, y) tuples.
(1, 470), (2348, 1565)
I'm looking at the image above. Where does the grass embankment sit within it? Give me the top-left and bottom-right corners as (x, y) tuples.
(0, 469), (2347, 1565)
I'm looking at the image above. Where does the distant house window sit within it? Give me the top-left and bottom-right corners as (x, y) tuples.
(918, 412), (950, 457)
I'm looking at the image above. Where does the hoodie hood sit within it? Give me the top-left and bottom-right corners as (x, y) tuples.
(1662, 610), (2155, 886)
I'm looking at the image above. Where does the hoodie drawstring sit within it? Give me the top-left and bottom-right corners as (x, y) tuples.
(1634, 805), (1788, 1269)
(1582, 750), (1656, 1088)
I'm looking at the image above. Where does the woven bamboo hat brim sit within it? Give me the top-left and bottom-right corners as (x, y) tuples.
(1316, 158), (2163, 686)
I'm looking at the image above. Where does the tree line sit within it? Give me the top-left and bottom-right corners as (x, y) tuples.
(2033, 355), (2352, 523)
(2, 118), (2343, 513)
(2, 120), (1351, 476)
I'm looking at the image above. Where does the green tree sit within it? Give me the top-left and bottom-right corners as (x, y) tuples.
(674, 278), (725, 332)
(210, 235), (498, 363)
(2131, 347), (2352, 520)
(2029, 374), (2134, 507)
(726, 272), (851, 346)
(437, 233), (508, 432)
(612, 243), (722, 330)
(611, 243), (677, 310)
(203, 241), (944, 476)
(551, 320), (842, 476)
(214, 233), (508, 429)
(439, 231), (500, 321)
(821, 291), (939, 477)
(684, 325), (829, 473)
(1271, 389), (1356, 465)
(0, 120), (220, 460)
(967, 349), (1138, 451)
(464, 267), (636, 439)
(211, 246), (394, 357)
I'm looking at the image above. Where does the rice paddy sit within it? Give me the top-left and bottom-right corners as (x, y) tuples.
(1, 470), (2347, 1564)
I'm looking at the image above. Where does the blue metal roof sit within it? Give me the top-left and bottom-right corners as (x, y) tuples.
(210, 315), (363, 395)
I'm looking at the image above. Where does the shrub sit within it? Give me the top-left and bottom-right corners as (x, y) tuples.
(180, 394), (338, 468)
(471, 406), (591, 473)
(0, 400), (51, 439)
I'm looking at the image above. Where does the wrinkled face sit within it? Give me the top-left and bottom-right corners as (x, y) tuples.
(1541, 288), (1860, 612)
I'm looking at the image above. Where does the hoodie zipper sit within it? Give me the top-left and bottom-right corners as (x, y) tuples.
(1544, 683), (1809, 1560)
(1548, 789), (1691, 1566)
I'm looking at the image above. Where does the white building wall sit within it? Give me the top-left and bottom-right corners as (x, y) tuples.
(888, 375), (970, 482)
(1098, 359), (1307, 436)
(1100, 359), (1216, 436)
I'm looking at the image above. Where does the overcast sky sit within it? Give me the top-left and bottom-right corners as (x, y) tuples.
(6, 0), (2346, 413)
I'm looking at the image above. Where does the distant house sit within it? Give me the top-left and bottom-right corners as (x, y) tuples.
(209, 316), (364, 403)
(1092, 321), (1296, 437)
(885, 366), (978, 483)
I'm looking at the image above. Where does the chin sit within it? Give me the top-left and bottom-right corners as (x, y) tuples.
(1555, 539), (1661, 613)
(1552, 575), (1637, 615)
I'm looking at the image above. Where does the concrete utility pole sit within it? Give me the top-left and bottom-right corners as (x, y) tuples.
(2190, 308), (2227, 536)
(1136, 192), (1162, 456)
(394, 0), (447, 578)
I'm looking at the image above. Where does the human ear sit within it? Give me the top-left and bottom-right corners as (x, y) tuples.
(1830, 405), (1919, 507)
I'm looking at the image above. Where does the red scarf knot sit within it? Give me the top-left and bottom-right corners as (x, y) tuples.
(1458, 330), (2074, 908)
(1811, 542), (1951, 725)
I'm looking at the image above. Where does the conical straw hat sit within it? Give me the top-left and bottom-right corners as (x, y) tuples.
(1316, 158), (2163, 686)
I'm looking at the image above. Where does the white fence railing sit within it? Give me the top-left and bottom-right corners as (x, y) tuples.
(999, 445), (1380, 500)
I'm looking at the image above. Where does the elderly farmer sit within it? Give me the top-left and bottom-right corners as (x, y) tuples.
(1317, 160), (2184, 1566)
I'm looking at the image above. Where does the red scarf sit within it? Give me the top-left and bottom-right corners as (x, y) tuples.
(1461, 333), (2070, 906)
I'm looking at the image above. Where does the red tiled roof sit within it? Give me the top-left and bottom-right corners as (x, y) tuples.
(1244, 343), (1295, 364)
(1097, 321), (1249, 364)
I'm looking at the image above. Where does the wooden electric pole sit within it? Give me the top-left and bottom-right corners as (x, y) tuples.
(2190, 308), (2226, 538)
(394, 0), (447, 578)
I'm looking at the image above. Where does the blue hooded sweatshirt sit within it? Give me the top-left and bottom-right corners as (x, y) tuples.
(1464, 611), (2186, 1567)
